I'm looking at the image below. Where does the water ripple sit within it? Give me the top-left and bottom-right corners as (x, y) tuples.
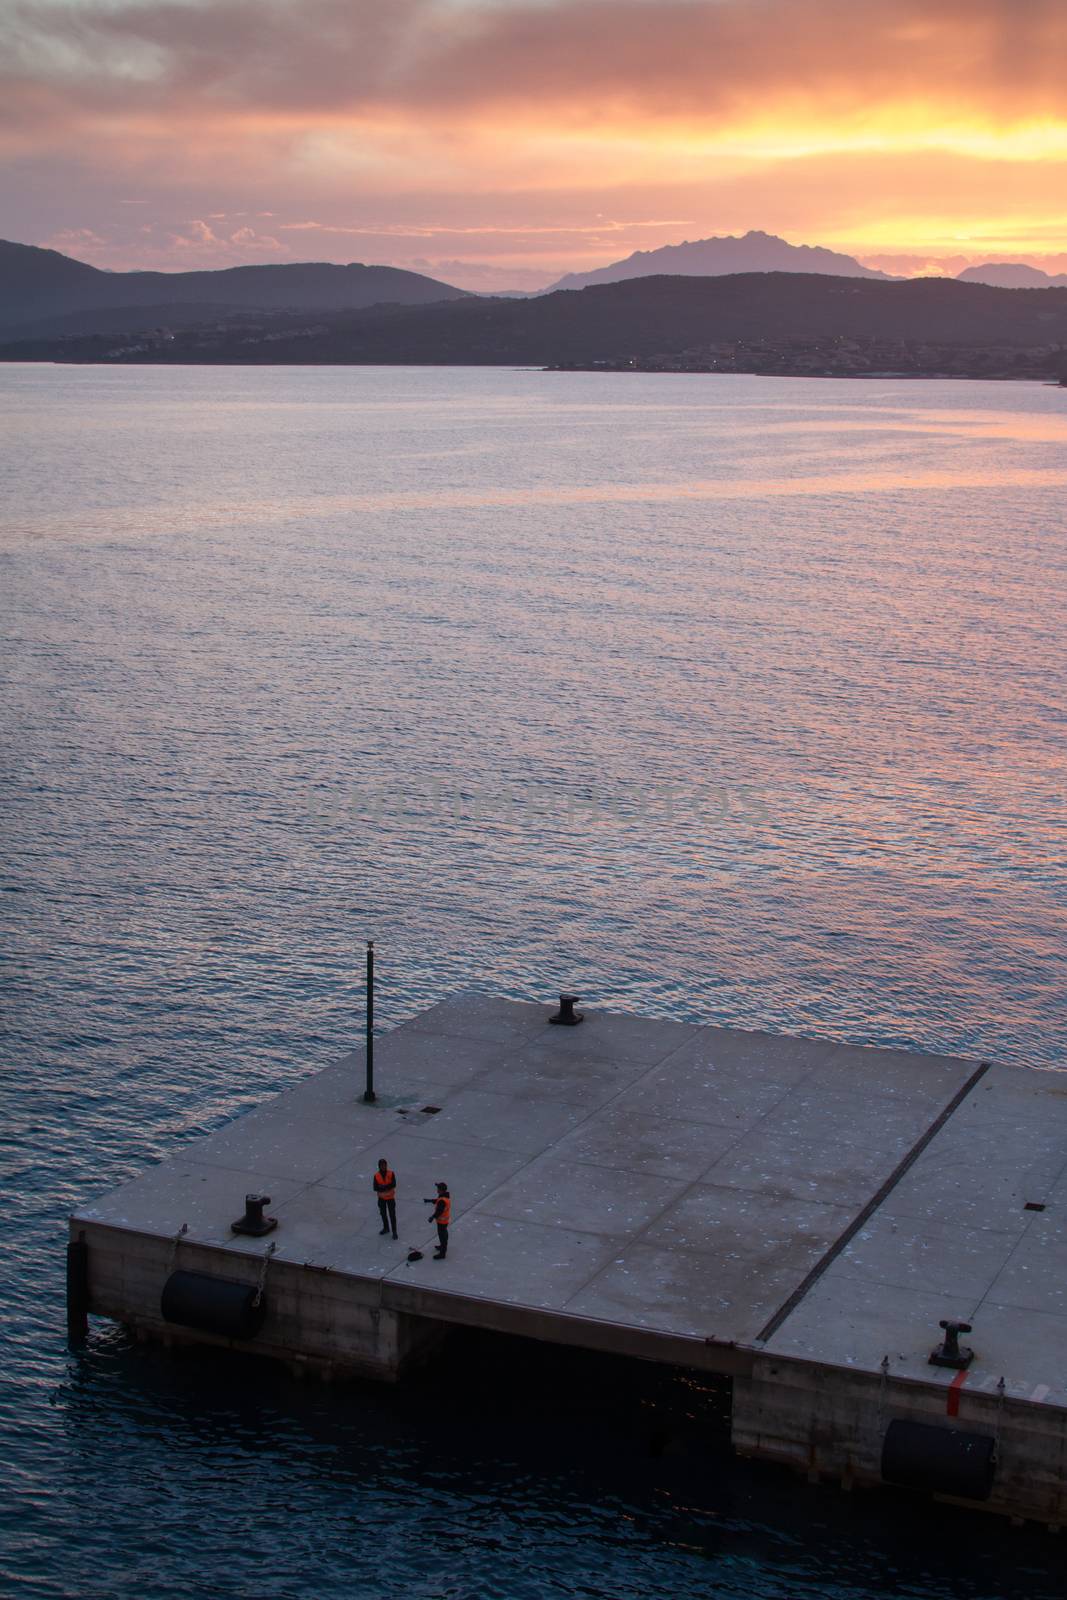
(1, 367), (1065, 1598)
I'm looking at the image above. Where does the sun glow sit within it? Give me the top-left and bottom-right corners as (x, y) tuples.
(4, 0), (1067, 282)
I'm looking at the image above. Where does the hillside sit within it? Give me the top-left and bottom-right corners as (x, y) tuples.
(4, 273), (1067, 380)
(957, 262), (1067, 290)
(544, 230), (892, 292)
(0, 239), (470, 335)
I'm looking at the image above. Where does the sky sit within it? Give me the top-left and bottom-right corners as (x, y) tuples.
(3, 0), (1067, 291)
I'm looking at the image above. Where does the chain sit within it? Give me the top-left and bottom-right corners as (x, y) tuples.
(252, 1241), (277, 1308)
(993, 1375), (1006, 1461)
(168, 1223), (189, 1273)
(878, 1355), (890, 1430)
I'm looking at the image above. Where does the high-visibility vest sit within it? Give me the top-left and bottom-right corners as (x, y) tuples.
(437, 1194), (451, 1225)
(375, 1169), (396, 1200)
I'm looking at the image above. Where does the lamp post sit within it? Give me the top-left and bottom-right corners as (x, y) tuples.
(363, 939), (376, 1103)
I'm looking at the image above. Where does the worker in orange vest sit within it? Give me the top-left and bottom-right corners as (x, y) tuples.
(424, 1181), (451, 1259)
(373, 1158), (398, 1239)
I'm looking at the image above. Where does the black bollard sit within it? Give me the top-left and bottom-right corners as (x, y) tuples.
(930, 1318), (974, 1369)
(231, 1194), (278, 1237)
(549, 993), (583, 1026)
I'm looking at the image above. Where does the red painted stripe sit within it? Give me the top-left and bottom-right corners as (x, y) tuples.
(947, 1369), (968, 1416)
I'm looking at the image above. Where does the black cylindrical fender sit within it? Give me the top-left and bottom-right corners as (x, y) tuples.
(881, 1418), (996, 1501)
(161, 1270), (267, 1341)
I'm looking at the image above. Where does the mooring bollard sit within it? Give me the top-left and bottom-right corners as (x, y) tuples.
(549, 993), (583, 1026)
(930, 1318), (975, 1369)
(231, 1193), (278, 1237)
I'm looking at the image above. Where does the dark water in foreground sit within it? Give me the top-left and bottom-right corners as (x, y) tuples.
(16, 1330), (1067, 1600)
(2, 367), (1066, 1596)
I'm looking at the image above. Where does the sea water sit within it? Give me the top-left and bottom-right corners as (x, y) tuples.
(2, 365), (1065, 1597)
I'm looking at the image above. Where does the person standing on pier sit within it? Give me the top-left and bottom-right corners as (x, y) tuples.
(424, 1181), (451, 1259)
(374, 1158), (398, 1238)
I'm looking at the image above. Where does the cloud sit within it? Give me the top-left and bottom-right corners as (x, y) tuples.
(5, 1), (1067, 277)
(404, 256), (554, 290)
(143, 216), (277, 254)
(275, 216), (696, 239)
(860, 248), (1067, 276)
(42, 225), (109, 254)
(160, 218), (285, 258)
(231, 224), (282, 249)
(37, 214), (290, 269)
(184, 218), (219, 246)
(4, 0), (1066, 132)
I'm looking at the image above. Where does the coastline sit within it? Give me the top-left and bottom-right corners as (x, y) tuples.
(1, 356), (1063, 385)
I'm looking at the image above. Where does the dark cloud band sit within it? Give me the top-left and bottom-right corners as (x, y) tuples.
(3, 0), (1065, 124)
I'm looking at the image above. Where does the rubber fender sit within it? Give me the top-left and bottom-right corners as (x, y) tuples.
(161, 1270), (267, 1341)
(66, 1236), (90, 1339)
(881, 1418), (996, 1501)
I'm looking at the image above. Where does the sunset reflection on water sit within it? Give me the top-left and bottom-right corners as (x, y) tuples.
(3, 366), (1066, 1600)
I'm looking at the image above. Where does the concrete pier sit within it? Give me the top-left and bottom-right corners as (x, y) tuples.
(70, 993), (1067, 1523)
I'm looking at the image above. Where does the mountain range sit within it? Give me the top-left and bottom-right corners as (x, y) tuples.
(544, 230), (893, 290)
(543, 234), (1067, 294)
(3, 235), (1067, 377)
(0, 239), (469, 338)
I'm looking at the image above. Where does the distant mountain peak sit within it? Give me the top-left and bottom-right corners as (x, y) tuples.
(542, 230), (893, 293)
(956, 261), (1067, 290)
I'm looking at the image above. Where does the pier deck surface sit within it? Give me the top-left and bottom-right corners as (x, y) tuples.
(763, 1060), (1067, 1407)
(74, 993), (1067, 1407)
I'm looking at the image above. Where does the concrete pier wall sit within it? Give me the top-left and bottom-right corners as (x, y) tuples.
(69, 995), (1067, 1525)
(733, 1356), (1067, 1525)
(77, 1221), (444, 1380)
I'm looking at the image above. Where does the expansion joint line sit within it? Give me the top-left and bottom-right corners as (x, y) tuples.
(753, 1057), (993, 1345)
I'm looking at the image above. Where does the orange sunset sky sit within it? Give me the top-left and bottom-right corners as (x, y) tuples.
(3, 0), (1066, 291)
